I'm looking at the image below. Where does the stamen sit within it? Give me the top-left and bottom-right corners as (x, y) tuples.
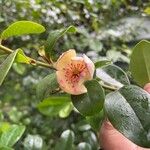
(64, 60), (88, 87)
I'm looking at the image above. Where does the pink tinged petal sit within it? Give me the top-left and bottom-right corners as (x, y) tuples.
(56, 49), (76, 70)
(83, 54), (95, 79)
(71, 57), (84, 61)
(56, 50), (95, 95)
(56, 71), (87, 95)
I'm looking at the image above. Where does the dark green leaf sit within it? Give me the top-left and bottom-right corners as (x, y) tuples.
(83, 131), (98, 150)
(130, 40), (150, 86)
(94, 59), (111, 68)
(71, 79), (105, 116)
(44, 26), (76, 59)
(54, 130), (75, 150)
(36, 73), (59, 100)
(96, 64), (130, 89)
(37, 96), (71, 116)
(77, 142), (92, 150)
(86, 110), (104, 131)
(0, 50), (19, 85)
(1, 21), (45, 39)
(105, 85), (150, 148)
(0, 125), (25, 147)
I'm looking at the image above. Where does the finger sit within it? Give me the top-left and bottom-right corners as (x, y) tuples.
(99, 120), (137, 150)
(144, 83), (150, 93)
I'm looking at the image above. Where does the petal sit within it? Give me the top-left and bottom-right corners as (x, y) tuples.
(83, 54), (95, 79)
(71, 57), (91, 81)
(56, 71), (87, 95)
(56, 49), (76, 70)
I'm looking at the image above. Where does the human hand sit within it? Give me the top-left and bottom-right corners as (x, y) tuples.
(99, 83), (150, 150)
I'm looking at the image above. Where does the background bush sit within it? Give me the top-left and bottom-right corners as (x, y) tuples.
(0, 0), (150, 149)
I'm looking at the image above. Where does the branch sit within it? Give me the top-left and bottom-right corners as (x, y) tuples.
(0, 44), (55, 69)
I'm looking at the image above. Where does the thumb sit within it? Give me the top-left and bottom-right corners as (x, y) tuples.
(144, 83), (150, 93)
(99, 83), (150, 150)
(99, 120), (137, 150)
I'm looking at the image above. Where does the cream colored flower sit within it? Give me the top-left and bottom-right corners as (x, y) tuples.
(56, 49), (95, 95)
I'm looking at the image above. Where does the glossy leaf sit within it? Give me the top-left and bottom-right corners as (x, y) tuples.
(71, 80), (105, 116)
(130, 40), (150, 87)
(105, 85), (150, 148)
(36, 73), (59, 100)
(54, 130), (75, 150)
(1, 21), (45, 39)
(15, 49), (31, 64)
(37, 96), (71, 116)
(86, 110), (104, 131)
(94, 59), (111, 68)
(96, 64), (130, 89)
(77, 142), (92, 150)
(0, 50), (18, 85)
(23, 134), (43, 149)
(0, 125), (25, 147)
(13, 63), (26, 75)
(44, 26), (77, 59)
(59, 103), (73, 118)
(82, 131), (98, 150)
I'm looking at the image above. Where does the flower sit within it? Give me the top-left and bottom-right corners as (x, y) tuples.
(55, 49), (95, 95)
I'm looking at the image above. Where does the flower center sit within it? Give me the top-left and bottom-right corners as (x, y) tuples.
(73, 69), (80, 76)
(63, 61), (86, 85)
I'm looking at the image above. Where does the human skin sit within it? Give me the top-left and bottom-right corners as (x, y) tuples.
(99, 83), (150, 150)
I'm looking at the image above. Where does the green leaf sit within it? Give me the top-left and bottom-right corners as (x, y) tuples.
(130, 40), (150, 87)
(23, 134), (43, 149)
(59, 103), (73, 118)
(0, 51), (7, 56)
(144, 7), (150, 15)
(105, 85), (150, 148)
(1, 21), (45, 39)
(0, 122), (10, 133)
(36, 73), (59, 100)
(15, 49), (31, 64)
(13, 63), (26, 75)
(44, 26), (77, 59)
(0, 125), (25, 147)
(94, 59), (111, 68)
(77, 142), (92, 150)
(83, 131), (99, 150)
(86, 110), (104, 131)
(0, 50), (19, 85)
(71, 79), (105, 116)
(54, 130), (75, 150)
(37, 96), (71, 116)
(96, 64), (130, 89)
(0, 146), (13, 150)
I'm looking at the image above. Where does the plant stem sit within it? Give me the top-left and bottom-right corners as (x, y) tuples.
(0, 44), (55, 69)
(0, 44), (13, 53)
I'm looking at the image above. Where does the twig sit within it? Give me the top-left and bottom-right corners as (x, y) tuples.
(0, 44), (56, 69)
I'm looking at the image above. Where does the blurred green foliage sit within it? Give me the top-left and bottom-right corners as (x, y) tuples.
(0, 0), (150, 149)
